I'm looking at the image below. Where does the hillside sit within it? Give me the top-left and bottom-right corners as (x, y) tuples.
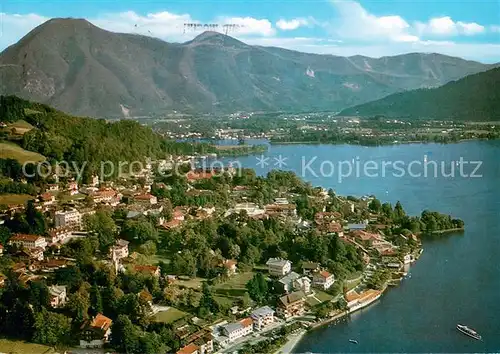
(0, 18), (496, 117)
(338, 67), (500, 121)
(0, 95), (165, 179)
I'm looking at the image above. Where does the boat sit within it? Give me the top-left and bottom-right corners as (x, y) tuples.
(349, 339), (359, 344)
(456, 324), (482, 340)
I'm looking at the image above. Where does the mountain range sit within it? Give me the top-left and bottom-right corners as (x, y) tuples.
(0, 18), (497, 118)
(339, 67), (500, 121)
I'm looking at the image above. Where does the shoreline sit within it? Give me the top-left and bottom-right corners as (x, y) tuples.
(269, 137), (493, 147)
(276, 287), (386, 353)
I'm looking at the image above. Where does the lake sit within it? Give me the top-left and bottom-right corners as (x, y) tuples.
(225, 140), (500, 353)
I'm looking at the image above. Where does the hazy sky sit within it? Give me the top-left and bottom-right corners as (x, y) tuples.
(2, 0), (499, 62)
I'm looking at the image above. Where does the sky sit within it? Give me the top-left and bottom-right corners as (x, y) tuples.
(1, 0), (500, 62)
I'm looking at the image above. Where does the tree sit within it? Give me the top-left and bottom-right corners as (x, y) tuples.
(122, 219), (158, 244)
(111, 315), (138, 353)
(199, 282), (218, 315)
(368, 198), (382, 213)
(85, 210), (117, 251)
(32, 308), (71, 346)
(29, 281), (50, 311)
(246, 273), (269, 304)
(394, 201), (406, 223)
(89, 284), (103, 316)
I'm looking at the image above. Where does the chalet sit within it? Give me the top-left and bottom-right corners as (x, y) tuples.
(221, 317), (253, 342)
(277, 291), (306, 319)
(49, 285), (67, 308)
(250, 306), (275, 331)
(312, 270), (335, 290)
(9, 234), (47, 251)
(0, 274), (5, 287)
(79, 313), (112, 348)
(0, 244), (3, 256)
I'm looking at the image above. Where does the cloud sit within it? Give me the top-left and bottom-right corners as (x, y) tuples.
(90, 11), (194, 39)
(276, 18), (309, 31)
(415, 16), (485, 36)
(491, 25), (500, 33)
(329, 0), (418, 43)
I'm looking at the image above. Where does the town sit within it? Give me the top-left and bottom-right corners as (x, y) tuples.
(0, 152), (464, 354)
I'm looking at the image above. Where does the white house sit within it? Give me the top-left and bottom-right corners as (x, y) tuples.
(293, 276), (311, 294)
(55, 209), (82, 229)
(266, 258), (292, 277)
(49, 285), (67, 308)
(110, 239), (129, 260)
(250, 306), (275, 331)
(9, 234), (47, 250)
(312, 270), (335, 290)
(220, 318), (253, 342)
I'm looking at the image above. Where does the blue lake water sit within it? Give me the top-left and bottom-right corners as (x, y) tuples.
(226, 141), (500, 353)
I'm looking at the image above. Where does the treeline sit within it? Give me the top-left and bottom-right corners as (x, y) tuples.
(368, 198), (464, 236)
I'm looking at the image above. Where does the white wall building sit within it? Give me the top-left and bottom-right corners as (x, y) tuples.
(55, 209), (82, 228)
(266, 258), (292, 277)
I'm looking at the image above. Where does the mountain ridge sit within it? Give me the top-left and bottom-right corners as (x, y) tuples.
(338, 67), (500, 121)
(0, 18), (497, 117)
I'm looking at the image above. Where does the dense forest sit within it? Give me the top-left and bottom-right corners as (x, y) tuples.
(339, 67), (500, 121)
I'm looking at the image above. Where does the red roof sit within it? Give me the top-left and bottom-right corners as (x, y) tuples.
(10, 234), (44, 242)
(89, 313), (112, 331)
(134, 265), (159, 275)
(186, 171), (216, 181)
(135, 194), (154, 200)
(240, 317), (253, 328)
(41, 193), (53, 201)
(177, 343), (200, 354)
(318, 270), (332, 278)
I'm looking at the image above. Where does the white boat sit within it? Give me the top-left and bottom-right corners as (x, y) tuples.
(456, 324), (482, 340)
(349, 339), (358, 344)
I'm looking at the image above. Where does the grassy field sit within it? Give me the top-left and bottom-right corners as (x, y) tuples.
(0, 142), (45, 163)
(176, 277), (205, 290)
(153, 307), (188, 324)
(0, 338), (54, 354)
(213, 272), (254, 297)
(0, 193), (35, 206)
(315, 290), (334, 303)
